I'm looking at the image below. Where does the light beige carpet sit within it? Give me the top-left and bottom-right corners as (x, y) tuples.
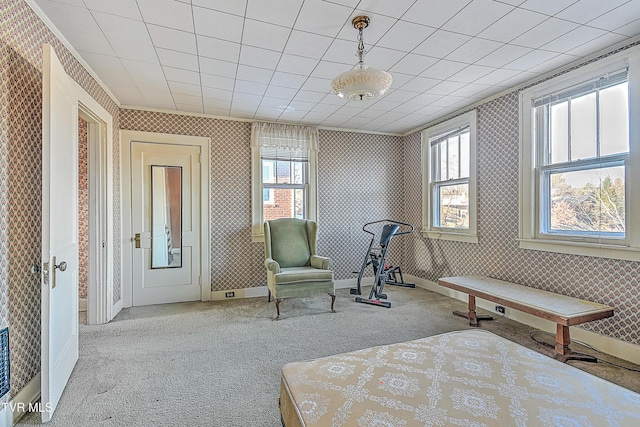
(18, 286), (640, 426)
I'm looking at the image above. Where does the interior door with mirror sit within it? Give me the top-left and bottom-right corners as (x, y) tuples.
(131, 142), (201, 305)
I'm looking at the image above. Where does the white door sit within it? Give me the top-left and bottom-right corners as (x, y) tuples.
(41, 44), (79, 422)
(131, 142), (202, 305)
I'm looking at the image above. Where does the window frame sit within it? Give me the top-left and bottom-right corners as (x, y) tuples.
(251, 145), (318, 243)
(519, 48), (640, 261)
(421, 110), (478, 243)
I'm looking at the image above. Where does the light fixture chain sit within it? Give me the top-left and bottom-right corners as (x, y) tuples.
(356, 27), (366, 67)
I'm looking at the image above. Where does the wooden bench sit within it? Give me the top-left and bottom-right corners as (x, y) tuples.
(437, 275), (614, 363)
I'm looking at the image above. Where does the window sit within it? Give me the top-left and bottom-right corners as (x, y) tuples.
(251, 123), (318, 242)
(422, 110), (478, 243)
(519, 49), (640, 261)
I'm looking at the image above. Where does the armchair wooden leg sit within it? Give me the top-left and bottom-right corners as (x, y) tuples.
(275, 298), (282, 319)
(329, 293), (336, 313)
(268, 289), (271, 303)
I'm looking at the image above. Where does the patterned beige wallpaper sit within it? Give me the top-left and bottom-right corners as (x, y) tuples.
(119, 111), (406, 288)
(403, 91), (640, 346)
(78, 117), (88, 300)
(1, 0), (120, 397)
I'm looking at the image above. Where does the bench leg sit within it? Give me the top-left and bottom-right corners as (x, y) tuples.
(453, 295), (494, 327)
(553, 324), (597, 363)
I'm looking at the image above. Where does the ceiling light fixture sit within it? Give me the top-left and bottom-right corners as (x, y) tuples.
(331, 16), (393, 102)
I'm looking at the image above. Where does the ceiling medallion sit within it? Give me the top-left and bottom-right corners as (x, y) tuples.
(331, 16), (393, 102)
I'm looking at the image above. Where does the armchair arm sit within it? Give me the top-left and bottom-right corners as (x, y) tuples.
(310, 255), (332, 270)
(265, 258), (281, 274)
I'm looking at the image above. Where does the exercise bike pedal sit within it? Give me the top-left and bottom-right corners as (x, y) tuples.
(350, 288), (360, 295)
(377, 293), (387, 299)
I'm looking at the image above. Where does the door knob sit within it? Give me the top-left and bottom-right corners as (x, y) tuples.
(134, 233), (141, 248)
(54, 260), (67, 272)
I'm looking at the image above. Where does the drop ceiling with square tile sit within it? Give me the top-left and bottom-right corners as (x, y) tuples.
(30, 0), (640, 134)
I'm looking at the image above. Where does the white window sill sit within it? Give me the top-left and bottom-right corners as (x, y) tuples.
(518, 238), (640, 262)
(422, 230), (478, 244)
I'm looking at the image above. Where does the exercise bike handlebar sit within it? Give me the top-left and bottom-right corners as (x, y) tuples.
(362, 219), (414, 237)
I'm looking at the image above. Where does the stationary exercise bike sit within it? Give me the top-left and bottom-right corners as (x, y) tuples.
(350, 220), (414, 308)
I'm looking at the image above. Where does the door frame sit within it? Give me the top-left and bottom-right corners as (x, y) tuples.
(120, 130), (211, 307)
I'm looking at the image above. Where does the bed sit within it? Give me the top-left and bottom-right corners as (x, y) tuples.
(280, 329), (640, 426)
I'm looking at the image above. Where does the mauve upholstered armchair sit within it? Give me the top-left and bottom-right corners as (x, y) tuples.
(263, 218), (335, 319)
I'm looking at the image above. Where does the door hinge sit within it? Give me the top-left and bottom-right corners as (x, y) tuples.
(42, 262), (49, 286)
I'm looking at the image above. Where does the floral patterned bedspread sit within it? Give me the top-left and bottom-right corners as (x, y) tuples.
(280, 329), (640, 426)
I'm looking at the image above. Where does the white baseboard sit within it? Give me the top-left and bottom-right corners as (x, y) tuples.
(112, 299), (123, 321)
(209, 278), (365, 301)
(0, 372), (41, 427)
(79, 298), (87, 312)
(407, 274), (640, 365)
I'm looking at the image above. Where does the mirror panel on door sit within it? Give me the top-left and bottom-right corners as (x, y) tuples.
(151, 165), (182, 269)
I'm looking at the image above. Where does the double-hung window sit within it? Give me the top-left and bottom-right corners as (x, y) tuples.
(251, 123), (318, 242)
(520, 49), (640, 260)
(422, 110), (478, 243)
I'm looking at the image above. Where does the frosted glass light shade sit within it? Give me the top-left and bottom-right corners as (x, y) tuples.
(331, 67), (393, 101)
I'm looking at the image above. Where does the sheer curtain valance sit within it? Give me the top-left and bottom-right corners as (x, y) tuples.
(251, 122), (319, 151)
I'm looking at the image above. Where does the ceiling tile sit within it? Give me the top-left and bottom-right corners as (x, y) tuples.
(377, 21), (436, 52)
(613, 18), (640, 37)
(289, 100), (317, 111)
(355, 0), (417, 18)
(62, 29), (115, 57)
(392, 102), (423, 114)
(389, 54), (438, 75)
(293, 91), (326, 103)
(80, 52), (132, 85)
(163, 66), (201, 85)
(139, 89), (176, 110)
(403, 0), (470, 28)
(473, 67), (522, 85)
(566, 33), (628, 57)
(242, 19), (291, 51)
(122, 60), (167, 88)
(192, 0), (247, 16)
(406, 93), (442, 106)
(400, 76), (441, 93)
(137, 0), (194, 32)
(421, 60), (468, 80)
(259, 97), (286, 108)
(510, 18), (579, 49)
(193, 7), (244, 42)
(427, 81), (466, 96)
(541, 26), (607, 53)
(246, 0), (304, 27)
(323, 39), (362, 65)
(448, 64), (496, 83)
(238, 45), (281, 69)
(95, 15), (153, 45)
(363, 47), (406, 71)
(200, 73), (235, 90)
(202, 87), (234, 101)
(172, 93), (203, 107)
(198, 35), (241, 62)
(234, 80), (268, 96)
(148, 25), (196, 53)
(110, 85), (145, 105)
(35, 1), (102, 35)
(442, 0), (514, 36)
(518, 0), (577, 15)
(265, 85), (299, 100)
(109, 39), (159, 64)
(504, 49), (559, 71)
(276, 54), (319, 76)
(383, 90), (419, 103)
(588, 1), (640, 31)
(556, 0), (629, 25)
(311, 61), (352, 80)
(270, 71), (308, 89)
(294, 0), (354, 37)
(478, 8), (548, 43)
(168, 81), (202, 96)
(175, 103), (204, 114)
(302, 77), (332, 93)
(156, 48), (199, 71)
(446, 38), (503, 64)
(198, 57), (237, 78)
(475, 44), (531, 67)
(450, 83), (493, 97)
(236, 65), (274, 84)
(413, 30), (472, 59)
(83, 0), (142, 20)
(527, 53), (577, 73)
(284, 31), (333, 59)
